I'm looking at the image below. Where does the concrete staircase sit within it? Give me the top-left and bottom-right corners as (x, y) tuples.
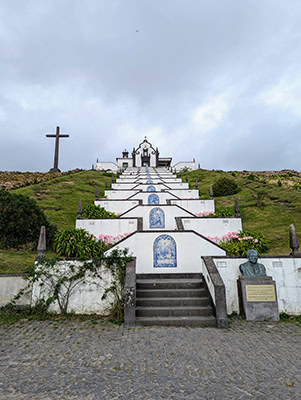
(135, 273), (216, 327)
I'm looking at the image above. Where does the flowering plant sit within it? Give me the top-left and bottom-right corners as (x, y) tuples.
(99, 233), (131, 245)
(195, 208), (233, 218)
(216, 230), (267, 256)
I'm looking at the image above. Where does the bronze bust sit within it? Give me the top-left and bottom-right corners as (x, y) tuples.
(239, 249), (267, 277)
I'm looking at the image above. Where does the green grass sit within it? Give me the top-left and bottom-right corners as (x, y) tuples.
(0, 250), (59, 274)
(1, 168), (301, 273)
(180, 169), (301, 255)
(13, 169), (111, 230)
(0, 170), (111, 273)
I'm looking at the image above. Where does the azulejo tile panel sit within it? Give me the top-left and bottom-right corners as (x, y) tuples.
(149, 207), (165, 228)
(148, 194), (160, 205)
(153, 234), (177, 268)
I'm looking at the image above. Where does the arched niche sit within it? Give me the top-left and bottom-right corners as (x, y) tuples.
(153, 235), (177, 268)
(149, 207), (165, 228)
(148, 194), (160, 205)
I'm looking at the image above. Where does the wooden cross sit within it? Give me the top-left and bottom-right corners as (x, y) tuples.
(46, 126), (69, 172)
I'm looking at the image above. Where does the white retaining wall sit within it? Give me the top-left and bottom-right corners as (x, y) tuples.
(105, 190), (140, 199)
(173, 161), (196, 171)
(210, 257), (301, 315)
(32, 261), (113, 314)
(182, 218), (242, 237)
(0, 275), (32, 306)
(76, 218), (138, 238)
(95, 200), (139, 214)
(111, 183), (139, 190)
(120, 205), (193, 230)
(170, 199), (215, 213)
(134, 184), (171, 192)
(166, 190), (199, 199)
(128, 191), (179, 204)
(96, 162), (119, 172)
(108, 231), (226, 274)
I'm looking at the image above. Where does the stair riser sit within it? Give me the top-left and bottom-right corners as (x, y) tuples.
(136, 289), (206, 298)
(136, 308), (214, 317)
(136, 319), (216, 327)
(136, 273), (202, 280)
(136, 298), (210, 307)
(137, 282), (204, 290)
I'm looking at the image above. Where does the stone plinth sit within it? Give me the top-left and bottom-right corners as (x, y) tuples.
(237, 276), (279, 321)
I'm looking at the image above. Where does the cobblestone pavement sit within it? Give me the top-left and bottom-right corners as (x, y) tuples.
(0, 319), (300, 400)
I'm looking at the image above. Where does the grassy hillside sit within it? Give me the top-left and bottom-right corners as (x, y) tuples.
(0, 170), (112, 273)
(14, 170), (112, 230)
(0, 168), (300, 273)
(181, 169), (301, 255)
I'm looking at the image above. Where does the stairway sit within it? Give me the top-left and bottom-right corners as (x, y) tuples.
(135, 273), (216, 327)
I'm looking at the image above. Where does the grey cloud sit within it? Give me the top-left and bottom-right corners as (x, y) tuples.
(1, 0), (301, 171)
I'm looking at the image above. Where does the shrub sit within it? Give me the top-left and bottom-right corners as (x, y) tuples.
(247, 174), (256, 181)
(81, 204), (117, 219)
(53, 228), (108, 259)
(252, 190), (266, 207)
(219, 230), (268, 256)
(0, 190), (56, 249)
(212, 177), (240, 197)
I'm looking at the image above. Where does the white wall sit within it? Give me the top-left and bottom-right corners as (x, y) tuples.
(162, 182), (189, 189)
(126, 178), (182, 184)
(173, 161), (196, 171)
(132, 183), (172, 191)
(135, 141), (157, 167)
(182, 218), (242, 237)
(96, 162), (119, 172)
(167, 189), (199, 199)
(170, 199), (215, 213)
(32, 262), (113, 314)
(116, 158), (133, 168)
(120, 205), (193, 230)
(0, 275), (32, 306)
(76, 218), (138, 238)
(95, 200), (139, 214)
(105, 190), (140, 199)
(107, 231), (226, 274)
(111, 183), (138, 190)
(211, 257), (301, 315)
(128, 191), (179, 204)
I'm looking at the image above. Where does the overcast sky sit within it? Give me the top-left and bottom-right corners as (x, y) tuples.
(1, 0), (301, 172)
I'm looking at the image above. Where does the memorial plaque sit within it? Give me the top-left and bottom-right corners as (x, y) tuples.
(246, 285), (276, 302)
(237, 276), (279, 321)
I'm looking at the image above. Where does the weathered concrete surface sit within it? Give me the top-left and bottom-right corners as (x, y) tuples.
(0, 319), (300, 399)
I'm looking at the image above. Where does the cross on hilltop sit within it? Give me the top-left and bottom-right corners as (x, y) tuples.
(46, 126), (69, 172)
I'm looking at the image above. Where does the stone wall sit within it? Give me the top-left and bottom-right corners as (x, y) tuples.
(211, 257), (301, 315)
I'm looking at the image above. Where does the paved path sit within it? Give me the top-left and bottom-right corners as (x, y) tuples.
(0, 319), (300, 399)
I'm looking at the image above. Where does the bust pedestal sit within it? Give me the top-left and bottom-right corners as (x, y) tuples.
(237, 276), (279, 321)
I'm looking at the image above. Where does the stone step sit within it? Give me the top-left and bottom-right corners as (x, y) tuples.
(136, 273), (202, 280)
(136, 316), (216, 327)
(136, 279), (204, 290)
(136, 306), (214, 318)
(136, 288), (207, 298)
(136, 297), (210, 307)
